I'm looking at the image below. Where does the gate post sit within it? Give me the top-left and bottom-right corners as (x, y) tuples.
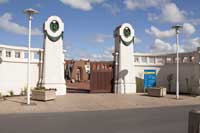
(113, 23), (136, 94)
(41, 16), (66, 95)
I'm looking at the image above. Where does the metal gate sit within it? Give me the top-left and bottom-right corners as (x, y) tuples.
(90, 70), (114, 93)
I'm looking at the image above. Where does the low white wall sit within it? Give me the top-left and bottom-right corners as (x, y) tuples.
(0, 45), (43, 95)
(135, 64), (200, 94)
(134, 49), (200, 94)
(0, 62), (40, 95)
(157, 64), (199, 94)
(1, 44), (200, 95)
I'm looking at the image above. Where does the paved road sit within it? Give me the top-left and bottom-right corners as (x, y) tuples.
(0, 105), (200, 133)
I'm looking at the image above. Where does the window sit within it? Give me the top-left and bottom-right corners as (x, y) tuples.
(156, 57), (163, 63)
(134, 57), (139, 63)
(6, 51), (11, 58)
(15, 51), (21, 58)
(191, 56), (195, 62)
(166, 57), (172, 63)
(183, 57), (188, 63)
(0, 50), (2, 57)
(97, 65), (100, 70)
(101, 64), (105, 69)
(149, 57), (155, 64)
(34, 52), (39, 60)
(175, 57), (181, 63)
(24, 52), (28, 59)
(141, 57), (147, 63)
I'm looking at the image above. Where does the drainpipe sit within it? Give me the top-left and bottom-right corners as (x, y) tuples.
(115, 52), (119, 94)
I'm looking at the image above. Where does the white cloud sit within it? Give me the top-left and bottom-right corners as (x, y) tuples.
(147, 2), (200, 27)
(124, 0), (169, 10)
(60, 0), (104, 11)
(93, 34), (112, 43)
(150, 39), (184, 53)
(145, 26), (175, 39)
(65, 37), (200, 59)
(102, 3), (120, 16)
(0, 13), (42, 36)
(183, 37), (200, 52)
(125, 0), (199, 27)
(67, 46), (114, 61)
(135, 37), (142, 44)
(36, 3), (42, 8)
(182, 23), (196, 35)
(148, 3), (186, 23)
(93, 33), (141, 44)
(150, 37), (200, 54)
(147, 13), (159, 21)
(150, 39), (175, 53)
(161, 3), (186, 23)
(189, 18), (200, 26)
(0, 0), (8, 4)
(90, 46), (114, 61)
(146, 23), (195, 39)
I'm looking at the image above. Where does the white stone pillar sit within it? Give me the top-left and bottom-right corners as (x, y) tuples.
(41, 16), (66, 95)
(11, 50), (15, 60)
(114, 23), (136, 94)
(1, 49), (5, 57)
(147, 56), (150, 64)
(21, 51), (24, 59)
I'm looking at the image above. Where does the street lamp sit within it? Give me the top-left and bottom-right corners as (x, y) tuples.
(24, 8), (39, 105)
(171, 25), (183, 100)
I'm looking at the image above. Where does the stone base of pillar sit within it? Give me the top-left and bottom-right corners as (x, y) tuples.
(42, 83), (66, 96)
(114, 83), (136, 94)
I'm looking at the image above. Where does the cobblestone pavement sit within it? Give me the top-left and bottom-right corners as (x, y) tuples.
(0, 93), (200, 114)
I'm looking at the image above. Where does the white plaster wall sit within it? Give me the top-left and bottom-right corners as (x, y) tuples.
(0, 45), (42, 96)
(0, 61), (40, 95)
(1, 44), (200, 96)
(157, 64), (200, 94)
(135, 63), (200, 94)
(134, 65), (161, 92)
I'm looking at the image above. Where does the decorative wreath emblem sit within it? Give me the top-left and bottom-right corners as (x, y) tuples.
(44, 16), (64, 42)
(50, 20), (59, 33)
(119, 23), (135, 46)
(123, 27), (131, 38)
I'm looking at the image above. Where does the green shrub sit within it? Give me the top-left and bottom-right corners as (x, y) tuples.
(23, 86), (27, 95)
(32, 87), (56, 92)
(0, 92), (4, 100)
(136, 77), (144, 93)
(9, 90), (14, 96)
(34, 87), (56, 91)
(20, 89), (24, 96)
(34, 87), (46, 90)
(20, 86), (28, 96)
(167, 74), (173, 93)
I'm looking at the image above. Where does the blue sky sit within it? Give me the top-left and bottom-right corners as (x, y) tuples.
(0, 0), (200, 60)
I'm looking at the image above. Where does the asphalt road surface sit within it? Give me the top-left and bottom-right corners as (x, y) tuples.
(0, 105), (200, 133)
